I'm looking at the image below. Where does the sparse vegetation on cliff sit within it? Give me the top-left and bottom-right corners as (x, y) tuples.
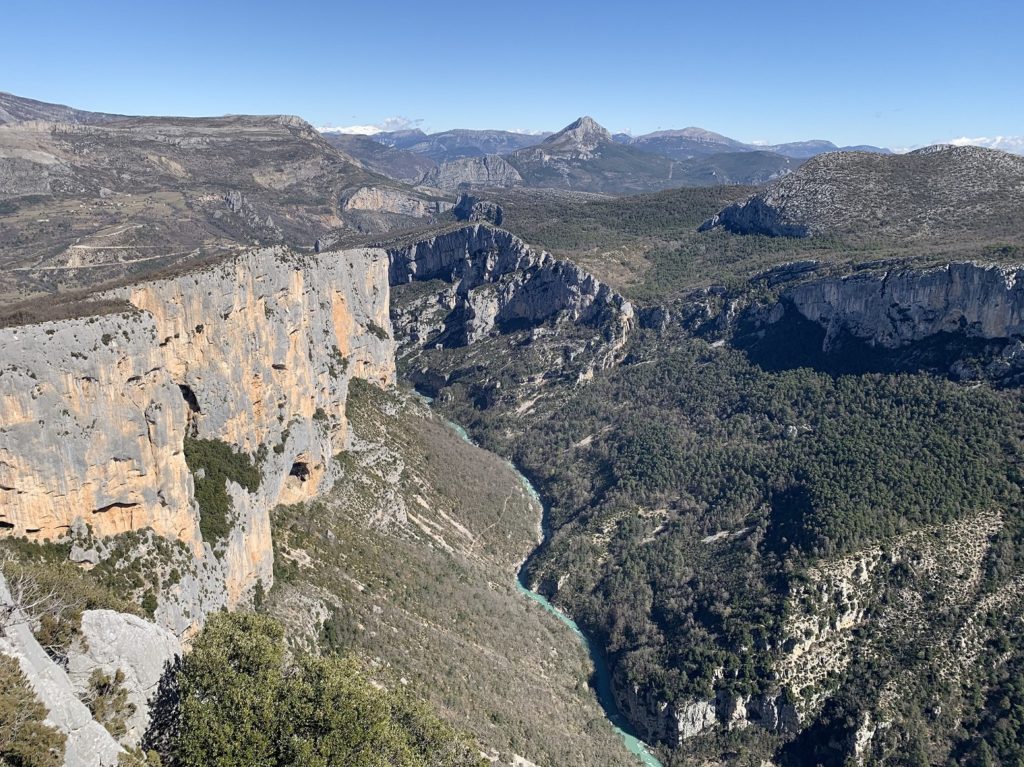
(269, 383), (638, 766)
(0, 653), (66, 767)
(0, 544), (142, 658)
(183, 438), (263, 545)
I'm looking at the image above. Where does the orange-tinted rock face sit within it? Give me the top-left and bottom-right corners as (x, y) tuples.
(0, 245), (394, 631)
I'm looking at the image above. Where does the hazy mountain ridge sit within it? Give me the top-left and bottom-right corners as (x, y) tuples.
(321, 131), (436, 183)
(337, 115), (891, 194)
(375, 127), (550, 160)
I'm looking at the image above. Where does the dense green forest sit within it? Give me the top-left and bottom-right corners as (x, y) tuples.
(412, 316), (1024, 762)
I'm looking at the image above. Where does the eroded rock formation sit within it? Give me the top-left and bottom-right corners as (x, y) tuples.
(67, 609), (182, 748)
(388, 224), (633, 346)
(0, 572), (123, 767)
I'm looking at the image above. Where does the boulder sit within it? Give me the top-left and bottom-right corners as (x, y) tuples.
(67, 609), (182, 747)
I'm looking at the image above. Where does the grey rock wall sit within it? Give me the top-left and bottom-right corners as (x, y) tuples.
(0, 244), (395, 635)
(388, 224), (633, 346)
(781, 261), (1024, 349)
(0, 572), (123, 767)
(420, 155), (523, 191)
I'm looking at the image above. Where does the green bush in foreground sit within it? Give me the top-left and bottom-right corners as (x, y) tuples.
(176, 612), (484, 767)
(0, 653), (66, 767)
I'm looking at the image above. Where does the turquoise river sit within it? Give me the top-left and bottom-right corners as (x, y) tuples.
(435, 407), (665, 767)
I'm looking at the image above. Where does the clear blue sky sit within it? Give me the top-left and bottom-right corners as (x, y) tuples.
(3, 0), (1022, 148)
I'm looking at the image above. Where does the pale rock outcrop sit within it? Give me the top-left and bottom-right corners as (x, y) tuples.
(0, 245), (395, 633)
(344, 185), (452, 217)
(420, 154), (522, 191)
(614, 668), (798, 747)
(67, 609), (181, 747)
(675, 700), (717, 740)
(0, 573), (123, 767)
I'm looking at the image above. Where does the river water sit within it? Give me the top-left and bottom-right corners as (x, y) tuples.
(433, 407), (665, 767)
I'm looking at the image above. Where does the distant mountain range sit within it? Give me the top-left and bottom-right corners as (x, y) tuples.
(324, 116), (891, 194)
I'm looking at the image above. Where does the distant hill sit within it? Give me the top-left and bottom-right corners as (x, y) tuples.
(624, 129), (890, 160)
(701, 144), (1024, 238)
(0, 93), (452, 298)
(322, 132), (436, 184)
(627, 127), (748, 159)
(670, 150), (798, 185)
(759, 139), (893, 158)
(0, 91), (127, 125)
(375, 128), (549, 162)
(504, 117), (684, 194)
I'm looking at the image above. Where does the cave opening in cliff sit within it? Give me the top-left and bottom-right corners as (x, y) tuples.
(178, 384), (201, 413)
(289, 461), (310, 482)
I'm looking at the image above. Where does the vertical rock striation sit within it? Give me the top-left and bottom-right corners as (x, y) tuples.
(0, 245), (395, 633)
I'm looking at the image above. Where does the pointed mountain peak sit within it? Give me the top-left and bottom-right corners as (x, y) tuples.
(545, 116), (613, 151)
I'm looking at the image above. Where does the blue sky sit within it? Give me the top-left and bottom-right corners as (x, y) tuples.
(3, 0), (1022, 149)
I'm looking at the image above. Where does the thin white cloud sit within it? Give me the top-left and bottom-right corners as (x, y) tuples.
(947, 136), (1024, 154)
(317, 116), (423, 135)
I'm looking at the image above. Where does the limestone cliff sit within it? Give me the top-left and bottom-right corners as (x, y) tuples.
(783, 261), (1024, 347)
(0, 245), (395, 633)
(67, 609), (181, 748)
(343, 185), (452, 217)
(389, 224), (633, 347)
(742, 260), (1024, 380)
(0, 572), (123, 767)
(419, 154), (523, 191)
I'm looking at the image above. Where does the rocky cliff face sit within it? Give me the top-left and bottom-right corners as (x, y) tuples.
(783, 261), (1024, 347)
(739, 260), (1024, 381)
(0, 573), (124, 767)
(0, 245), (394, 633)
(614, 673), (797, 748)
(388, 224), (633, 347)
(67, 609), (182, 748)
(343, 185), (452, 217)
(420, 154), (523, 191)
